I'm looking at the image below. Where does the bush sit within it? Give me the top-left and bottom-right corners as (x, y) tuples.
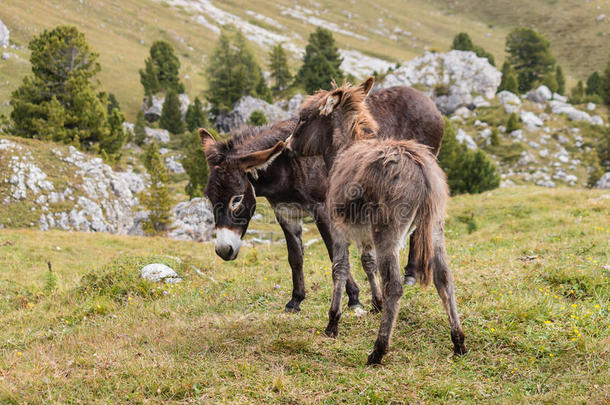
(182, 130), (210, 198)
(185, 97), (208, 132)
(506, 113), (521, 132)
(498, 62), (519, 93)
(437, 118), (500, 194)
(248, 110), (268, 126)
(555, 66), (566, 95)
(570, 81), (585, 104)
(141, 142), (172, 235)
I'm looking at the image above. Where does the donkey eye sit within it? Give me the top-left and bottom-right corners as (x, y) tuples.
(229, 195), (244, 211)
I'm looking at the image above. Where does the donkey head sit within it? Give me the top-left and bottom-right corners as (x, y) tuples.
(200, 128), (285, 260)
(287, 77), (377, 157)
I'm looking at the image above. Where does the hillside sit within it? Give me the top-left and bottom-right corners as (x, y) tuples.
(1, 186), (608, 402)
(1, 0), (607, 121)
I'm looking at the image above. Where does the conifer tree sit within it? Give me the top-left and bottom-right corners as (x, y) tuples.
(134, 111), (147, 146)
(10, 25), (125, 155)
(498, 62), (519, 93)
(159, 90), (184, 134)
(451, 33), (474, 51)
(542, 73), (558, 93)
(506, 28), (556, 93)
(555, 66), (566, 95)
(269, 43), (292, 93)
(506, 113), (521, 132)
(570, 80), (585, 104)
(185, 97), (208, 132)
(601, 60), (610, 106)
(139, 41), (184, 96)
(296, 28), (344, 93)
(141, 142), (172, 235)
(586, 71), (602, 96)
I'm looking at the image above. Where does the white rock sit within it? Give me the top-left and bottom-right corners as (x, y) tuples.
(596, 173), (610, 189)
(520, 111), (543, 130)
(377, 50), (501, 115)
(168, 198), (214, 242)
(552, 93), (568, 103)
(144, 127), (170, 144)
(216, 95), (291, 133)
(0, 19), (8, 48)
(539, 149), (549, 158)
(548, 100), (595, 123)
(472, 95), (491, 108)
(591, 116), (604, 126)
(141, 263), (182, 284)
(456, 129), (477, 150)
(597, 14), (606, 22)
(587, 102), (596, 111)
(453, 106), (471, 118)
(518, 151), (537, 166)
(165, 155), (185, 174)
(526, 85), (552, 104)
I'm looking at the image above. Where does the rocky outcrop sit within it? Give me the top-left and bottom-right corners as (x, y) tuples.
(165, 155), (185, 174)
(144, 127), (170, 144)
(497, 91), (521, 113)
(216, 96), (292, 133)
(168, 198), (214, 242)
(0, 19), (9, 48)
(526, 85), (552, 104)
(377, 50), (501, 115)
(549, 100), (603, 125)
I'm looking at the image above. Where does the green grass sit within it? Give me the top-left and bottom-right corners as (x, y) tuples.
(1, 186), (608, 402)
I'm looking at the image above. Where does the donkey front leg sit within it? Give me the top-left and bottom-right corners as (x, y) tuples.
(368, 230), (404, 365)
(276, 213), (306, 313)
(313, 204), (362, 309)
(325, 235), (351, 338)
(432, 237), (467, 355)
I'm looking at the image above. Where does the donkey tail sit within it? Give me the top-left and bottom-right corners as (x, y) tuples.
(412, 152), (449, 287)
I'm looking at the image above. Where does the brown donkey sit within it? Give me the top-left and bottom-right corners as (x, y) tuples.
(284, 78), (466, 365)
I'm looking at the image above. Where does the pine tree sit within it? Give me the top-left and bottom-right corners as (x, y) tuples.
(10, 25), (125, 154)
(499, 62), (519, 93)
(185, 97), (208, 132)
(451, 33), (474, 51)
(139, 41), (184, 96)
(269, 43), (292, 93)
(505, 73), (519, 94)
(141, 142), (172, 235)
(489, 128), (500, 146)
(255, 75), (273, 103)
(296, 27), (344, 93)
(134, 111), (147, 146)
(570, 80), (585, 104)
(159, 90), (184, 134)
(542, 72), (558, 93)
(601, 60), (610, 106)
(107, 93), (120, 114)
(248, 110), (268, 126)
(206, 31), (267, 113)
(99, 108), (128, 159)
(498, 62), (511, 91)
(555, 66), (566, 95)
(506, 28), (556, 93)
(506, 113), (521, 132)
(586, 71), (602, 96)
(437, 118), (499, 194)
(182, 130), (210, 198)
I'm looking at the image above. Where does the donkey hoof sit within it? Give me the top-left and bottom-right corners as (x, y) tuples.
(403, 276), (416, 286)
(453, 344), (467, 356)
(371, 300), (383, 314)
(284, 304), (301, 313)
(367, 350), (383, 365)
(325, 324), (339, 338)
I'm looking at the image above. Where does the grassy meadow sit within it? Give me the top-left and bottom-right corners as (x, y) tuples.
(0, 186), (608, 403)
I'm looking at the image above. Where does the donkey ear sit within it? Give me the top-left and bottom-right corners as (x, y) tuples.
(237, 141), (286, 172)
(320, 90), (343, 116)
(359, 76), (375, 98)
(199, 128), (216, 153)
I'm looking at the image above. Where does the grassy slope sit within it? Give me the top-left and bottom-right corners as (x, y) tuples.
(1, 186), (608, 403)
(431, 0), (610, 79)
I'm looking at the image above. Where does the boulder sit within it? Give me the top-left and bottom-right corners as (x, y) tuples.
(376, 50), (501, 115)
(549, 101), (596, 124)
(141, 263), (182, 284)
(165, 155), (185, 174)
(168, 198), (214, 242)
(0, 19), (9, 48)
(216, 96), (291, 133)
(596, 173), (610, 189)
(520, 111), (543, 130)
(456, 129), (477, 150)
(587, 102), (596, 111)
(144, 127), (170, 144)
(552, 93), (568, 103)
(526, 85), (552, 104)
(497, 91), (521, 113)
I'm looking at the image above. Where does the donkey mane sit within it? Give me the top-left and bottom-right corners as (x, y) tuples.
(209, 119), (297, 165)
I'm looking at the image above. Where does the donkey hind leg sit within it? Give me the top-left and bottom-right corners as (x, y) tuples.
(312, 204), (362, 310)
(367, 229), (404, 365)
(403, 236), (419, 286)
(325, 236), (351, 338)
(432, 236), (467, 355)
(361, 245), (383, 313)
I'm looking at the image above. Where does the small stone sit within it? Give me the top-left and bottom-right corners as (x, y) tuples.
(141, 263), (182, 284)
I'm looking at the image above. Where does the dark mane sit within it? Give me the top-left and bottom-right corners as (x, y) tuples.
(213, 118), (298, 164)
